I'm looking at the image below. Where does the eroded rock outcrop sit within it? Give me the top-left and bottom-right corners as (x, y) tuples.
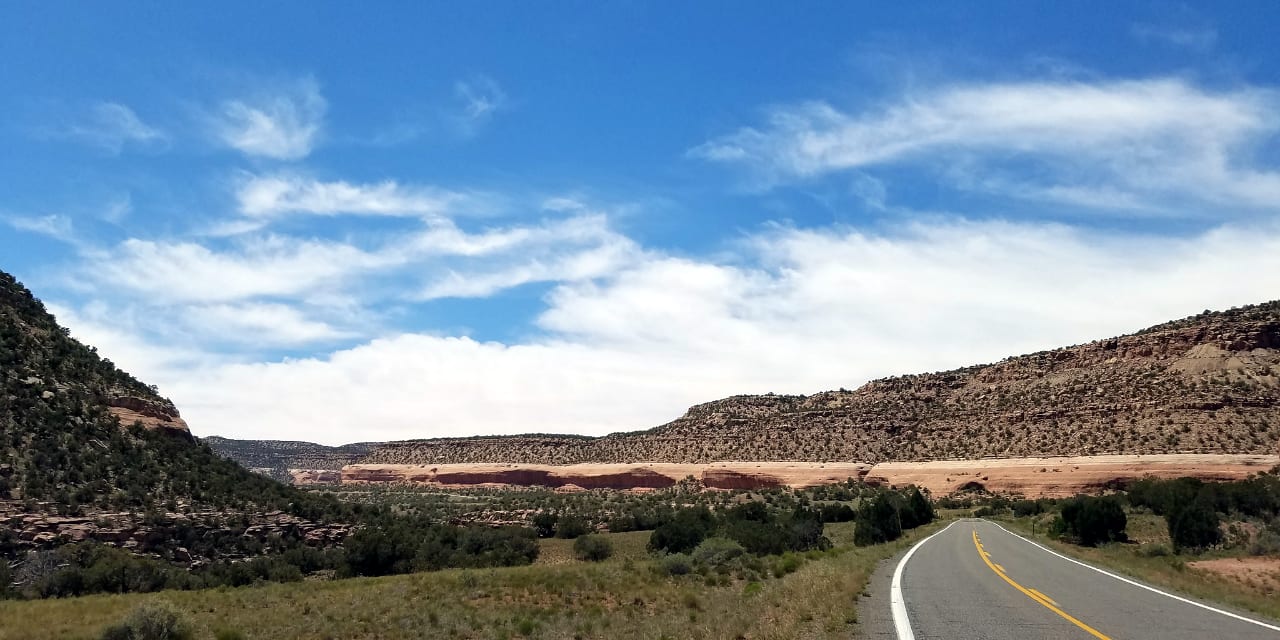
(107, 391), (189, 433)
(341, 462), (872, 490)
(0, 504), (351, 565)
(865, 454), (1280, 498)
(289, 469), (342, 485)
(337, 455), (1279, 496)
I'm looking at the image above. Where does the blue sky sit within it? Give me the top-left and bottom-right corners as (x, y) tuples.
(3, 2), (1280, 444)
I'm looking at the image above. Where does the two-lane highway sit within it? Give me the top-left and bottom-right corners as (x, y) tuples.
(866, 519), (1280, 639)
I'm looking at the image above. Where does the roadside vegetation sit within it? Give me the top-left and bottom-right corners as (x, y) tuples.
(989, 469), (1280, 622)
(0, 484), (943, 639)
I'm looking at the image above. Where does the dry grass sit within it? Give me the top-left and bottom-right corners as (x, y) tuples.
(535, 531), (652, 566)
(0, 522), (948, 640)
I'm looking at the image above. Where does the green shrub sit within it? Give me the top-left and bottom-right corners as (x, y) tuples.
(691, 537), (745, 568)
(899, 487), (935, 529)
(531, 512), (557, 538)
(1012, 500), (1043, 518)
(341, 516), (538, 577)
(554, 515), (591, 539)
(1167, 497), (1221, 552)
(771, 553), (803, 578)
(818, 503), (855, 522)
(573, 534), (613, 562)
(1138, 543), (1171, 558)
(1248, 529), (1280, 556)
(854, 492), (902, 546)
(1054, 496), (1127, 547)
(659, 553), (693, 576)
(649, 507), (714, 554)
(99, 602), (192, 640)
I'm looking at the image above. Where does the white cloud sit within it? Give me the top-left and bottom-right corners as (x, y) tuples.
(1131, 23), (1218, 51)
(101, 195), (133, 224)
(88, 236), (388, 303)
(215, 79), (326, 160)
(48, 303), (220, 379)
(5, 214), (76, 242)
(694, 78), (1280, 212)
(183, 303), (354, 345)
(455, 75), (507, 125)
(236, 174), (464, 219)
(76, 208), (638, 355)
(58, 102), (166, 153)
(63, 217), (1280, 444)
(420, 238), (640, 299)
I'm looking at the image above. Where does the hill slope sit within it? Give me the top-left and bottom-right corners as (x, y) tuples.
(0, 270), (339, 515)
(204, 436), (375, 482)
(360, 302), (1280, 466)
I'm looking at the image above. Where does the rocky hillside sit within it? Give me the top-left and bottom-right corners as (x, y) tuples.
(204, 437), (375, 482)
(361, 302), (1280, 466)
(0, 269), (345, 518)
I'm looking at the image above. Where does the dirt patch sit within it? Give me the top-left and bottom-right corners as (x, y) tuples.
(1189, 557), (1280, 595)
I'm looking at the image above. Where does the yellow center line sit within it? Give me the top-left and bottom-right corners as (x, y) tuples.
(1028, 588), (1059, 607)
(971, 529), (1111, 640)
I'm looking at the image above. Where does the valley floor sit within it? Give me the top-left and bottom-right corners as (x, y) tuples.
(0, 522), (945, 640)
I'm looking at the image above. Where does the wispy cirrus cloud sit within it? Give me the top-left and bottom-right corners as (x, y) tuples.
(53, 102), (166, 153)
(453, 75), (507, 134)
(213, 78), (326, 160)
(236, 173), (468, 219)
(4, 213), (76, 242)
(87, 236), (389, 303)
(1131, 23), (1218, 52)
(182, 302), (356, 346)
(694, 78), (1280, 213)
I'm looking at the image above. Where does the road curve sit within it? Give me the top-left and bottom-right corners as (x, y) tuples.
(872, 519), (1279, 640)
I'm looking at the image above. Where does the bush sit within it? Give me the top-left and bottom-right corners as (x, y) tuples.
(659, 553), (693, 576)
(0, 560), (11, 600)
(531, 512), (557, 538)
(1248, 529), (1280, 556)
(1053, 496), (1127, 547)
(573, 534), (613, 562)
(854, 492), (902, 546)
(1138, 543), (1172, 558)
(691, 537), (745, 568)
(341, 516), (538, 577)
(648, 507), (714, 554)
(99, 602), (192, 640)
(771, 553), (803, 578)
(554, 515), (591, 539)
(900, 487), (935, 529)
(1167, 497), (1221, 552)
(1012, 500), (1043, 518)
(818, 503), (855, 523)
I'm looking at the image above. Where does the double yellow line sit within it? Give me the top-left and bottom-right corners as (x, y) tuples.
(972, 529), (1111, 640)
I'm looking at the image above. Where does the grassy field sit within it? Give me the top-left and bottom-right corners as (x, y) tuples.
(1001, 513), (1280, 623)
(0, 521), (945, 640)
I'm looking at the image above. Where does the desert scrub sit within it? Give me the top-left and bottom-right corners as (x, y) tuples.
(573, 534), (614, 562)
(99, 602), (192, 640)
(0, 521), (952, 640)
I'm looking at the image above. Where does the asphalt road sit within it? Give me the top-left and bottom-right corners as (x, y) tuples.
(861, 519), (1280, 639)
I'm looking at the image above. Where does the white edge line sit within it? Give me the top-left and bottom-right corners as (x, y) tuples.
(891, 520), (961, 640)
(988, 520), (1280, 633)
